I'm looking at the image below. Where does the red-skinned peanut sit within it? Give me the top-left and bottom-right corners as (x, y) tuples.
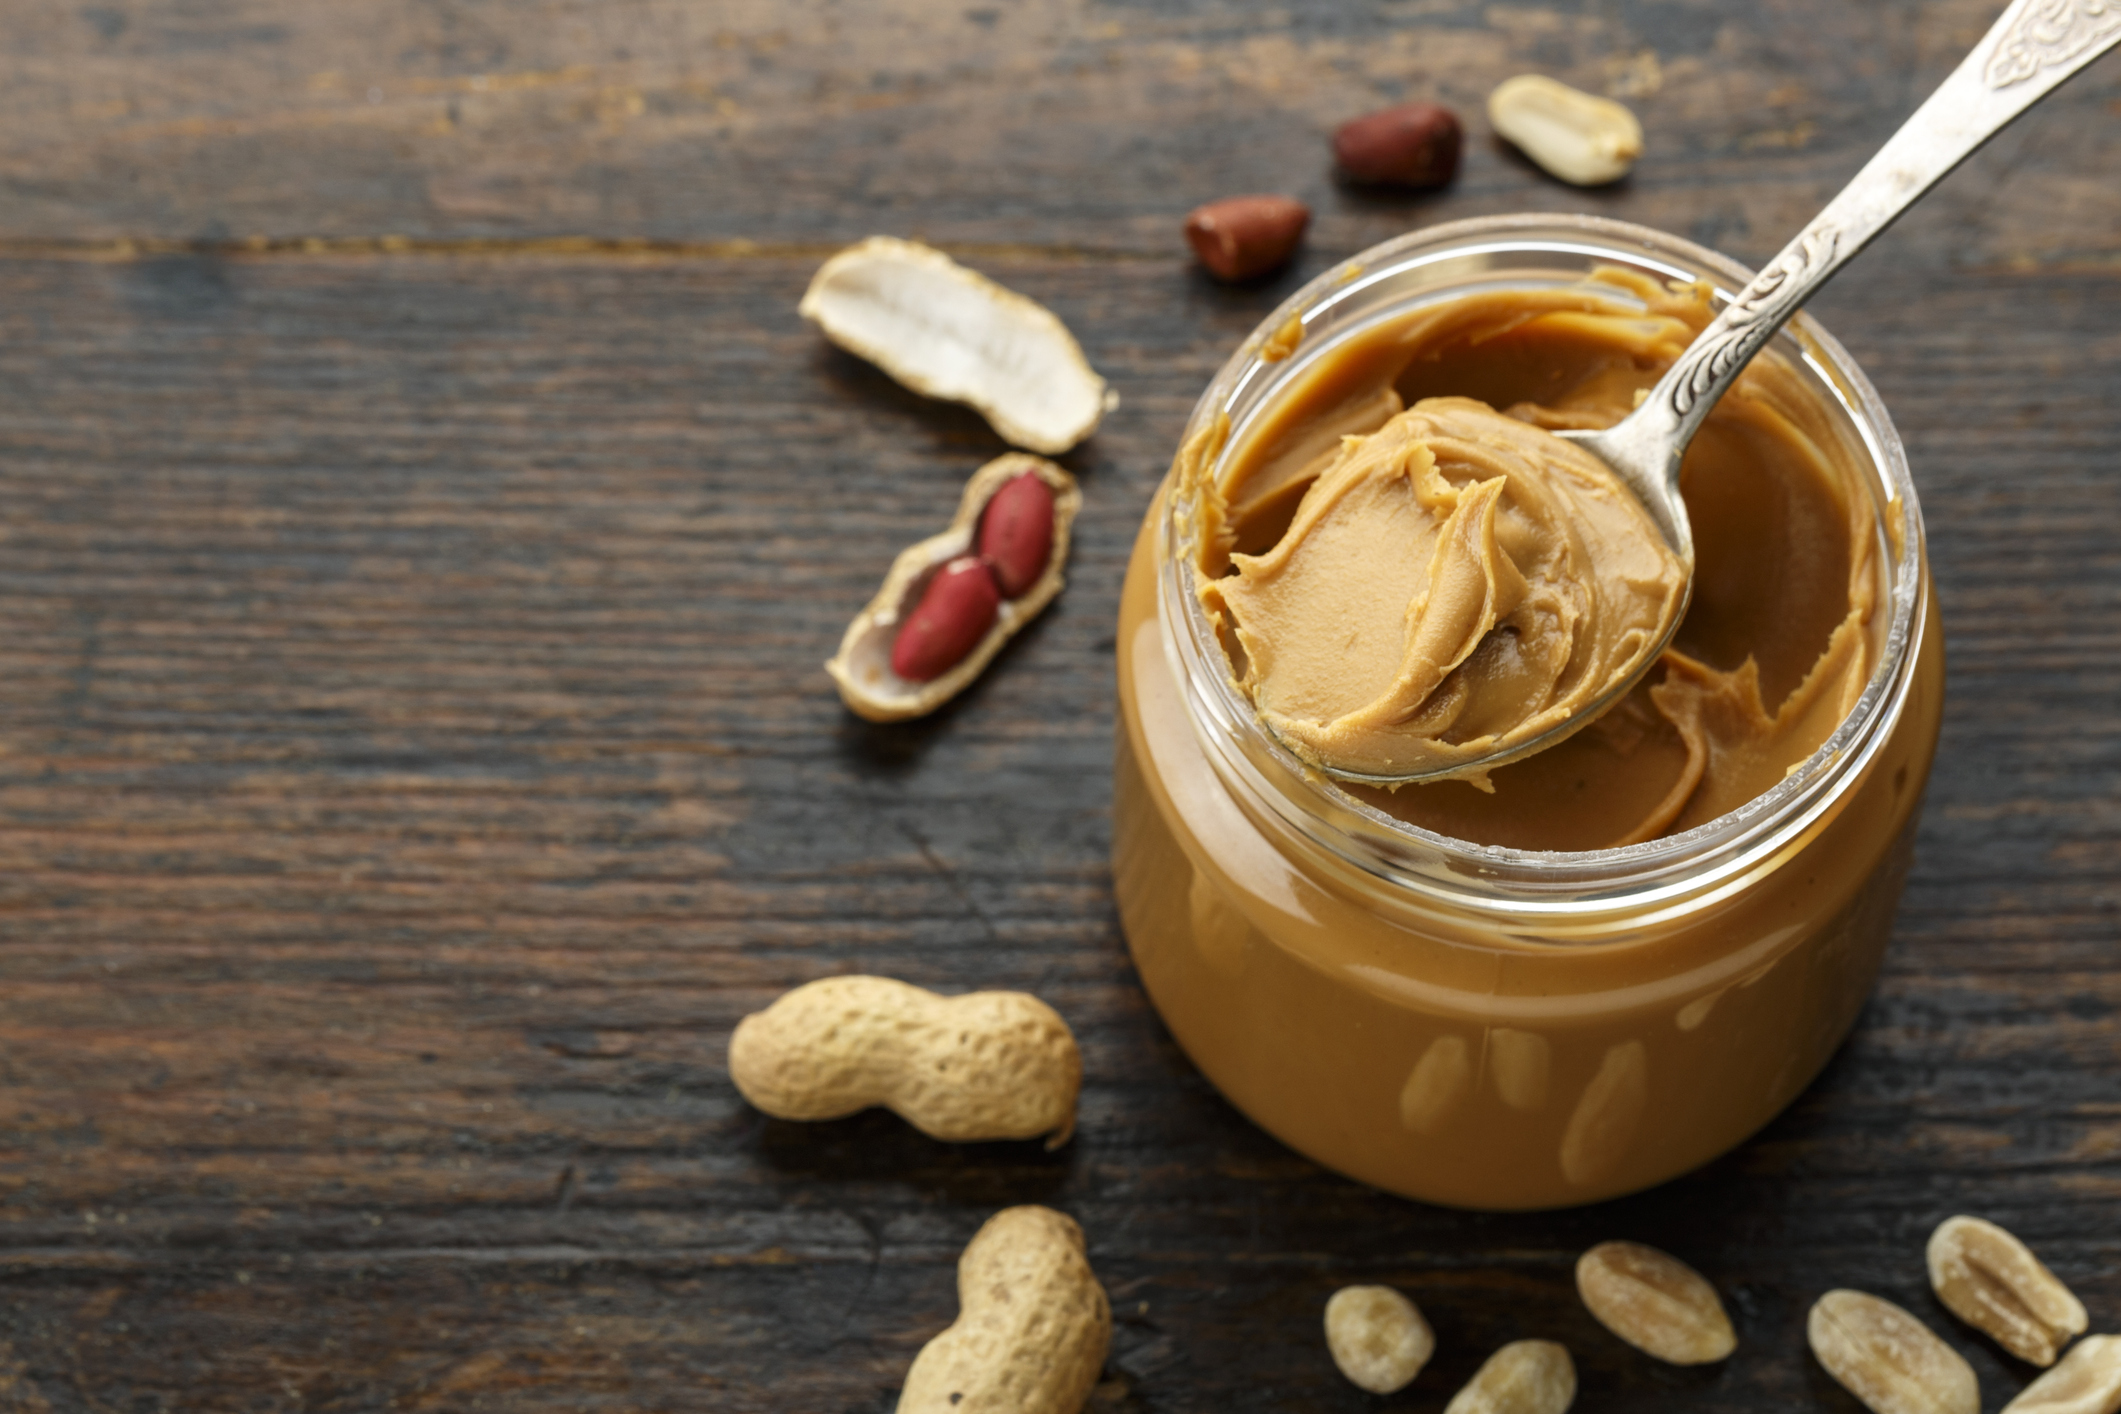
(1333, 102), (1463, 188)
(1184, 195), (1310, 282)
(977, 472), (1057, 597)
(891, 556), (1002, 682)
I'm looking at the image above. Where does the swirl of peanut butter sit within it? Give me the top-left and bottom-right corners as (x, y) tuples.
(1179, 271), (1882, 849)
(1199, 397), (1686, 782)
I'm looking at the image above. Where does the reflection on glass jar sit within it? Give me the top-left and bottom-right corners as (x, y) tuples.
(1112, 215), (1944, 1209)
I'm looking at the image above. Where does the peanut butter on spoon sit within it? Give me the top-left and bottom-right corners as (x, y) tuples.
(1202, 398), (1685, 784)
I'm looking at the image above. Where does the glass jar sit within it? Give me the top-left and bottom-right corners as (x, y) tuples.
(1113, 213), (1944, 1210)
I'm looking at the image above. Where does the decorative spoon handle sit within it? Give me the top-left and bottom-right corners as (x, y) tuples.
(1583, 0), (2121, 547)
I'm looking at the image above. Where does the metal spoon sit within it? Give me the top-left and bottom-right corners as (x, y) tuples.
(1334, 0), (2121, 788)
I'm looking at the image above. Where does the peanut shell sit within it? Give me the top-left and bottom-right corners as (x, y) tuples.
(2004, 1334), (2121, 1414)
(1809, 1289), (1979, 1414)
(827, 453), (1080, 721)
(799, 235), (1116, 454)
(1575, 1240), (1735, 1365)
(728, 975), (1081, 1147)
(1928, 1215), (2087, 1366)
(897, 1206), (1112, 1414)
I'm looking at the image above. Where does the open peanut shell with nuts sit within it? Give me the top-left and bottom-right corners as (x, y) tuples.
(827, 453), (1080, 722)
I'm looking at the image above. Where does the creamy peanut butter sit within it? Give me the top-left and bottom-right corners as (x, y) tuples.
(1115, 225), (1941, 1211)
(1181, 270), (1881, 850)
(1200, 397), (1686, 781)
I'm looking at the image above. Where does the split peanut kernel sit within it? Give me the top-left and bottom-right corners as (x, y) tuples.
(1575, 1240), (1736, 1365)
(1443, 1339), (1576, 1414)
(1808, 1289), (1978, 1414)
(1928, 1215), (2088, 1366)
(1324, 1285), (1433, 1394)
(2003, 1334), (2121, 1414)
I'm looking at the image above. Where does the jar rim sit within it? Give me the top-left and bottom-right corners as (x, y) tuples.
(1156, 213), (1927, 918)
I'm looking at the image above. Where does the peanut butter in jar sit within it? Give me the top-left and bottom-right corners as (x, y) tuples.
(1114, 215), (1943, 1209)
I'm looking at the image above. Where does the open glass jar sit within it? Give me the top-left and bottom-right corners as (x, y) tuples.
(1113, 214), (1944, 1209)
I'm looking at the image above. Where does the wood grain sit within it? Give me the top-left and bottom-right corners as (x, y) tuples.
(0, 1), (2116, 1410)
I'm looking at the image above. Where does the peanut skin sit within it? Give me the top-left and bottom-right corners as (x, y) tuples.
(1332, 102), (1463, 188)
(728, 976), (1081, 1147)
(891, 555), (1002, 681)
(977, 471), (1057, 598)
(898, 1206), (1112, 1414)
(1184, 195), (1310, 282)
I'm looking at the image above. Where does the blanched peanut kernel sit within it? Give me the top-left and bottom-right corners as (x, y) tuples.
(1575, 1240), (1735, 1364)
(1443, 1339), (1576, 1414)
(1487, 75), (1643, 186)
(1324, 1285), (1433, 1394)
(1928, 1215), (2088, 1366)
(2004, 1335), (2121, 1414)
(1809, 1289), (1978, 1414)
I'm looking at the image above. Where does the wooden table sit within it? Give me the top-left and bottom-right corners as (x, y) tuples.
(1, 2), (2116, 1409)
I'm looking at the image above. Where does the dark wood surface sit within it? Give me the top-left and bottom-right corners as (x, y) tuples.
(0, 2), (2117, 1409)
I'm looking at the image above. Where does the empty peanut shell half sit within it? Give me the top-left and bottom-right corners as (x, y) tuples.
(799, 235), (1117, 455)
(1576, 1241), (1736, 1365)
(1809, 1289), (1978, 1414)
(827, 453), (1080, 721)
(1928, 1215), (2087, 1366)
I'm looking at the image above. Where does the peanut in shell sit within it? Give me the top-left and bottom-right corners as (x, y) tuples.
(1444, 1339), (1576, 1414)
(827, 453), (1079, 721)
(897, 1206), (1111, 1414)
(728, 975), (1081, 1147)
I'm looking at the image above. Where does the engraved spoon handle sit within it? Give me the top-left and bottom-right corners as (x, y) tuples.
(1584, 0), (2121, 550)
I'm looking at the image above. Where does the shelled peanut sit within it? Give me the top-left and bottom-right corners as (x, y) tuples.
(1809, 1289), (1978, 1414)
(1928, 1215), (2087, 1366)
(1332, 101), (1463, 188)
(1324, 1285), (1433, 1394)
(827, 453), (1080, 721)
(1576, 1241), (1736, 1365)
(1487, 75), (1642, 186)
(1444, 1340), (1576, 1414)
(1184, 195), (1310, 282)
(2003, 1335), (2121, 1414)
